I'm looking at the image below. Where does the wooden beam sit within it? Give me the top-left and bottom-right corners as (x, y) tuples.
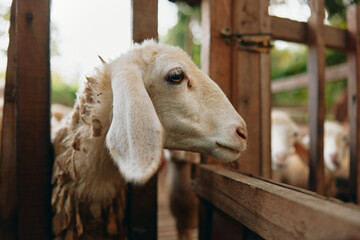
(0, 0), (52, 238)
(232, 0), (271, 176)
(201, 0), (232, 96)
(347, 4), (360, 205)
(0, 1), (18, 239)
(307, 0), (325, 194)
(194, 164), (360, 240)
(271, 63), (348, 93)
(271, 16), (347, 51)
(132, 0), (158, 43)
(128, 1), (158, 239)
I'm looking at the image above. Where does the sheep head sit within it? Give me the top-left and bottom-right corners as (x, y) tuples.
(106, 40), (247, 184)
(271, 110), (299, 170)
(324, 121), (348, 172)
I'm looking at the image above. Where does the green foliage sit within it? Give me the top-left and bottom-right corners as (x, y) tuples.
(160, 2), (201, 67)
(51, 72), (78, 107)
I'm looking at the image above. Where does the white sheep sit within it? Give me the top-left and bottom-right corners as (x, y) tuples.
(51, 40), (247, 239)
(271, 110), (300, 171)
(164, 150), (200, 240)
(271, 110), (310, 189)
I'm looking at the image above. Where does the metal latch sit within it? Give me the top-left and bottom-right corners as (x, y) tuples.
(221, 28), (273, 53)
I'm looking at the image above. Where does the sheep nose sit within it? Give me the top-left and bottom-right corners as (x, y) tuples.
(236, 126), (247, 140)
(275, 153), (287, 163)
(330, 153), (338, 162)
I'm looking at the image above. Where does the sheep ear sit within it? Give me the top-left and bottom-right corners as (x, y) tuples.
(106, 69), (163, 185)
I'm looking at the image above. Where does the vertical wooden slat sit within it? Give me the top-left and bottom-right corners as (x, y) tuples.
(0, 1), (17, 239)
(347, 4), (360, 204)
(307, 0), (325, 194)
(0, 0), (52, 238)
(201, 0), (232, 96)
(232, 0), (271, 176)
(259, 1), (271, 179)
(128, 1), (158, 239)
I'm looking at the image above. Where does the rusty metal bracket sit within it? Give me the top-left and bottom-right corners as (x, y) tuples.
(220, 28), (273, 53)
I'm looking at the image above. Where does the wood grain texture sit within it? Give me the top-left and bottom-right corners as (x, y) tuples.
(129, 1), (158, 239)
(0, 0), (52, 238)
(271, 16), (347, 51)
(347, 4), (360, 204)
(0, 1), (17, 239)
(232, 0), (271, 176)
(201, 0), (232, 96)
(194, 164), (360, 240)
(307, 0), (325, 195)
(132, 0), (158, 42)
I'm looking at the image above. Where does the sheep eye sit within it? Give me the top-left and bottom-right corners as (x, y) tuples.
(166, 69), (185, 85)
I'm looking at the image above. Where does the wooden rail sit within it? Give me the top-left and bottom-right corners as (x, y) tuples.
(194, 164), (360, 240)
(271, 63), (348, 93)
(271, 16), (347, 51)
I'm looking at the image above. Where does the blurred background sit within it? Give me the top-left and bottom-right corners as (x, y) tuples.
(0, 0), (352, 120)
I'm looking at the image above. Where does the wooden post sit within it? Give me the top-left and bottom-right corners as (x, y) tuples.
(128, 1), (158, 239)
(0, 0), (52, 239)
(232, 0), (271, 176)
(201, 0), (232, 96)
(347, 4), (360, 204)
(307, 0), (325, 194)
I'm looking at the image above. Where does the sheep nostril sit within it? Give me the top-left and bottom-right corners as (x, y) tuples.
(236, 127), (247, 140)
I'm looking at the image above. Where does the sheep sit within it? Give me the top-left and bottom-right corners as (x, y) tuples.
(51, 40), (247, 239)
(164, 150), (200, 240)
(271, 110), (310, 189)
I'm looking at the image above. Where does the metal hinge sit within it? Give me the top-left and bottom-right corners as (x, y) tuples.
(220, 28), (273, 53)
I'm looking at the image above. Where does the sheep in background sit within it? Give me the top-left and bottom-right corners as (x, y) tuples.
(164, 150), (200, 240)
(51, 40), (247, 239)
(271, 110), (300, 171)
(271, 110), (309, 189)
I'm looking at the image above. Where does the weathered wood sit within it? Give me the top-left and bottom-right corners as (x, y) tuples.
(271, 63), (348, 93)
(210, 207), (245, 240)
(0, 0), (52, 238)
(232, 0), (271, 176)
(201, 0), (232, 96)
(0, 1), (17, 239)
(307, 0), (325, 194)
(271, 16), (347, 51)
(194, 164), (360, 240)
(132, 0), (158, 43)
(129, 1), (158, 239)
(347, 4), (360, 204)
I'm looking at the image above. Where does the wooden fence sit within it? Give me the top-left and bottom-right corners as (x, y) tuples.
(1, 0), (360, 239)
(198, 0), (360, 238)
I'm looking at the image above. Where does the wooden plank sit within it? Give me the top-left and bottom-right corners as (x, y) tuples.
(0, 0), (52, 238)
(128, 1), (158, 239)
(194, 164), (360, 240)
(201, 0), (232, 96)
(307, 0), (325, 195)
(271, 63), (348, 93)
(271, 16), (347, 51)
(259, 0), (271, 178)
(347, 4), (360, 204)
(132, 0), (158, 43)
(210, 207), (244, 240)
(232, 0), (271, 176)
(271, 16), (307, 44)
(0, 1), (17, 239)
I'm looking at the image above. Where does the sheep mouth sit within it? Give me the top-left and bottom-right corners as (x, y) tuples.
(216, 142), (240, 154)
